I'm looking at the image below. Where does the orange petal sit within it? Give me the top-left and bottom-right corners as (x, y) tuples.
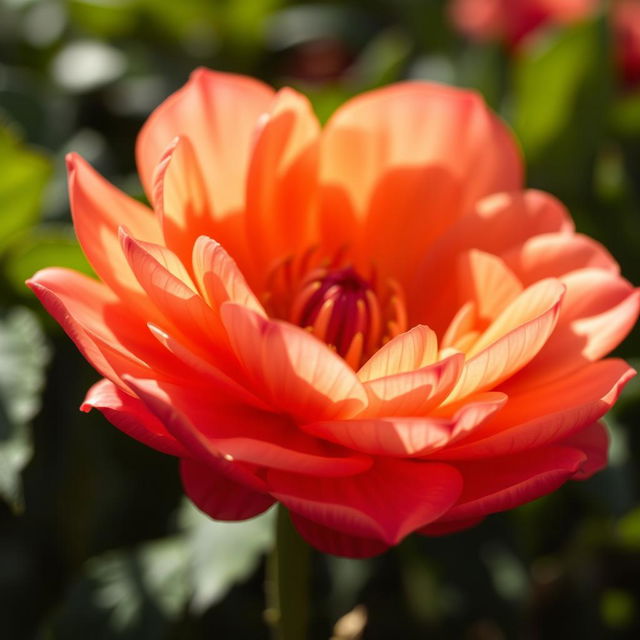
(81, 378), (188, 456)
(502, 232), (619, 285)
(302, 392), (505, 457)
(192, 236), (266, 316)
(268, 458), (462, 545)
(357, 325), (439, 381)
(508, 269), (640, 388)
(180, 457), (275, 520)
(412, 190), (573, 331)
(27, 268), (161, 386)
(360, 352), (464, 416)
(457, 249), (523, 323)
(66, 153), (163, 314)
(124, 376), (370, 478)
(442, 445), (587, 521)
(446, 279), (565, 401)
(246, 88), (320, 272)
(120, 230), (228, 357)
(559, 421), (609, 480)
(221, 303), (368, 421)
(436, 359), (634, 459)
(319, 83), (522, 282)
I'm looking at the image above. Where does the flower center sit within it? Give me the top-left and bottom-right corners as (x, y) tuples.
(264, 250), (407, 368)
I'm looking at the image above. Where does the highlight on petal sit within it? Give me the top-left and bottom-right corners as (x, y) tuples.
(81, 378), (188, 456)
(66, 153), (163, 314)
(246, 87), (321, 270)
(180, 457), (275, 521)
(137, 68), (274, 216)
(446, 279), (565, 402)
(268, 458), (462, 545)
(221, 303), (368, 421)
(319, 82), (522, 281)
(436, 359), (634, 459)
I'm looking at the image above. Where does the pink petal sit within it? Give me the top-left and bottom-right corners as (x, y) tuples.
(268, 458), (462, 545)
(81, 378), (188, 456)
(221, 303), (368, 421)
(180, 457), (275, 521)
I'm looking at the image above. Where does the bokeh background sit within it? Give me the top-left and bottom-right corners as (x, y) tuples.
(1, 0), (639, 638)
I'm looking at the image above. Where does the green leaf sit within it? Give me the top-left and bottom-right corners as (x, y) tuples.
(0, 126), (53, 255)
(0, 307), (50, 509)
(5, 225), (94, 294)
(512, 19), (609, 163)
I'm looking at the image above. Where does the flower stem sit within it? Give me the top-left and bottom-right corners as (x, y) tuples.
(266, 505), (310, 640)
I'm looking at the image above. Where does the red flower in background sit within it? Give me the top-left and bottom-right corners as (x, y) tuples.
(615, 0), (640, 86)
(28, 70), (638, 557)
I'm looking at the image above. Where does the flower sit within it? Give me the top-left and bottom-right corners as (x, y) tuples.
(28, 69), (638, 557)
(449, 0), (599, 49)
(614, 0), (640, 87)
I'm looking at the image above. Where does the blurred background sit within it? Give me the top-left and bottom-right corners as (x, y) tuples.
(1, 0), (639, 638)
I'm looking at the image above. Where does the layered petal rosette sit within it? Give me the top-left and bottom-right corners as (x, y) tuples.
(29, 70), (639, 557)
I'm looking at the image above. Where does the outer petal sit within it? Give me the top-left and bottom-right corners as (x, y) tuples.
(559, 421), (609, 480)
(290, 512), (390, 558)
(435, 359), (634, 459)
(442, 445), (588, 522)
(82, 378), (188, 456)
(221, 303), (368, 421)
(502, 232), (620, 285)
(413, 190), (573, 331)
(245, 88), (321, 271)
(319, 82), (522, 283)
(180, 457), (275, 521)
(124, 376), (371, 478)
(507, 270), (640, 388)
(67, 153), (163, 316)
(137, 68), (274, 217)
(268, 458), (463, 545)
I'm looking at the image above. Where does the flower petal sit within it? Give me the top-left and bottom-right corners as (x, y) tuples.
(221, 303), (368, 421)
(124, 376), (371, 478)
(442, 445), (588, 521)
(289, 512), (390, 558)
(81, 378), (188, 456)
(302, 392), (505, 457)
(268, 458), (462, 545)
(66, 153), (163, 314)
(320, 83), (522, 283)
(558, 421), (609, 480)
(436, 359), (634, 459)
(180, 457), (275, 520)
(246, 88), (321, 271)
(358, 325), (439, 381)
(137, 68), (274, 217)
(446, 279), (565, 402)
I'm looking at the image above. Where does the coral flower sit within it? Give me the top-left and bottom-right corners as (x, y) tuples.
(449, 0), (599, 48)
(28, 70), (638, 557)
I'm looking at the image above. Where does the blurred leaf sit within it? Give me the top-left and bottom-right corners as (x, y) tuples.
(512, 19), (609, 162)
(68, 0), (137, 39)
(610, 92), (640, 138)
(179, 500), (274, 612)
(0, 307), (50, 509)
(600, 588), (635, 630)
(5, 225), (93, 293)
(0, 126), (52, 254)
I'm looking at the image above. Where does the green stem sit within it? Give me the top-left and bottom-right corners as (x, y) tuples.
(266, 506), (311, 640)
